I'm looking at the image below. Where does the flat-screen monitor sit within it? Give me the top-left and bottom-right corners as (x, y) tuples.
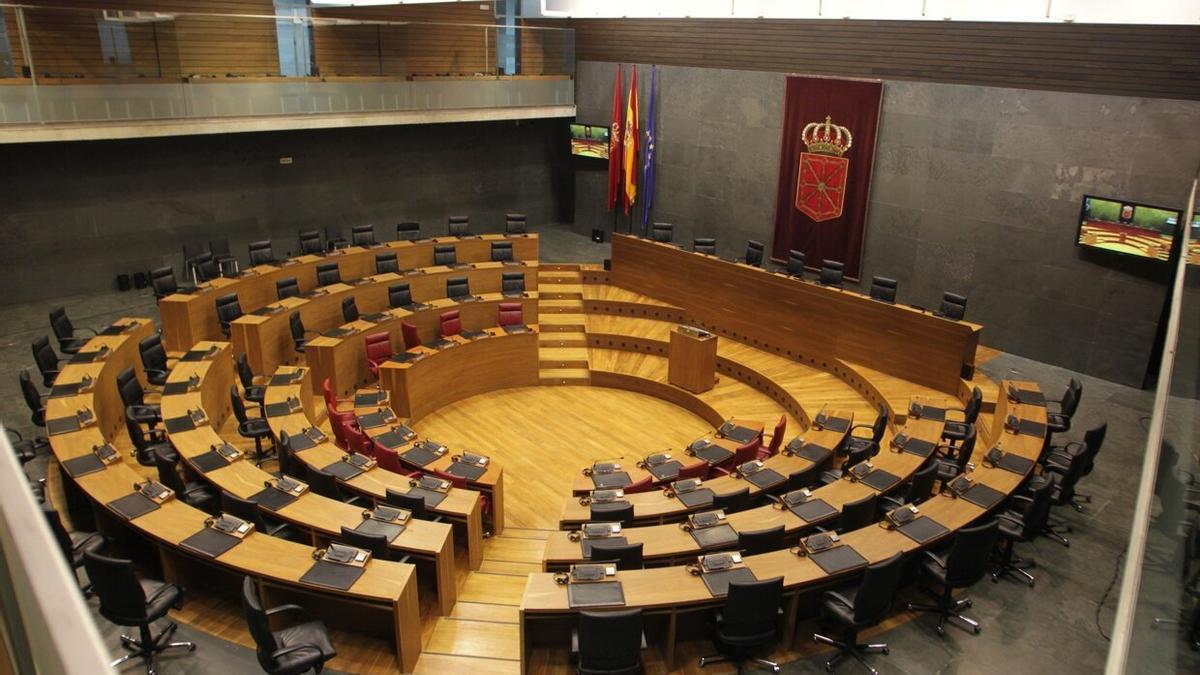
(1077, 195), (1179, 262)
(569, 123), (609, 160)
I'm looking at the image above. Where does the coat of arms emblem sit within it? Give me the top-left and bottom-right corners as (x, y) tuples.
(795, 115), (853, 222)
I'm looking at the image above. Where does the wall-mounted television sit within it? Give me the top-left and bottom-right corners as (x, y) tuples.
(569, 123), (609, 160)
(1077, 195), (1180, 262)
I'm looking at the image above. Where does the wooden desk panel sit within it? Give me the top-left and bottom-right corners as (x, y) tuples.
(609, 235), (981, 393)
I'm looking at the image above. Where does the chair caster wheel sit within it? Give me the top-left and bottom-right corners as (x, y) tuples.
(936, 626), (944, 636)
(1028, 580), (1035, 588)
(974, 626), (982, 635)
(825, 664), (834, 673)
(883, 647), (890, 655)
(189, 644), (197, 652)
(991, 576), (999, 583)
(964, 600), (973, 608)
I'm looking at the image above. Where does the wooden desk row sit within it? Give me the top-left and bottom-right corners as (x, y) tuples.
(44, 319), (422, 671)
(160, 233), (539, 352)
(159, 342), (458, 616)
(519, 383), (1048, 672)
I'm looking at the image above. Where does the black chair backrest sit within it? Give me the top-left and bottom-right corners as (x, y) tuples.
(938, 292), (968, 320)
(650, 222), (673, 242)
(139, 334), (168, 372)
(945, 520), (1000, 587)
(869, 276), (898, 303)
(49, 306), (74, 341)
(955, 425), (978, 473)
(852, 552), (905, 624)
(839, 493), (878, 532)
(340, 526), (390, 560)
(844, 441), (877, 469)
(84, 551), (149, 624)
(20, 369), (45, 424)
(277, 431), (298, 479)
(150, 266), (179, 298)
(396, 221), (421, 241)
(316, 262), (341, 286)
(289, 312), (306, 346)
(502, 272), (525, 294)
(43, 505), (76, 561)
(578, 609), (643, 674)
(307, 465), (341, 500)
(125, 415), (154, 457)
(116, 366), (144, 406)
(721, 577), (784, 639)
(786, 250), (806, 277)
(192, 252), (219, 282)
(447, 215), (470, 236)
(384, 489), (429, 519)
(241, 576), (282, 663)
(152, 447), (186, 494)
(222, 490), (268, 531)
(276, 277), (300, 300)
(738, 525), (784, 556)
(298, 230), (323, 255)
(1020, 479), (1055, 538)
(491, 241), (514, 262)
(32, 335), (59, 386)
(352, 224), (376, 247)
(342, 297), (359, 323)
(744, 240), (765, 266)
(505, 213), (527, 235)
(1052, 451), (1090, 505)
(215, 293), (243, 330)
(588, 541), (643, 570)
(433, 244), (457, 266)
(389, 283), (413, 309)
(447, 277), (470, 298)
(819, 260), (844, 287)
(248, 240), (274, 266)
(964, 386), (983, 424)
(590, 501), (634, 527)
(230, 385), (252, 424)
(868, 406), (888, 442)
(907, 460), (939, 504)
(210, 238), (233, 259)
(786, 461), (827, 492)
(236, 353), (255, 389)
(376, 252), (399, 274)
(712, 487), (750, 513)
(693, 237), (717, 255)
(1059, 382), (1081, 417)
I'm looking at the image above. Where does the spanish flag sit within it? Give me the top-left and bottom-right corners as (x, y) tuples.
(622, 65), (639, 214)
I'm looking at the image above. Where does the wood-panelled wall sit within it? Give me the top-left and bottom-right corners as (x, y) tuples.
(563, 18), (1200, 101)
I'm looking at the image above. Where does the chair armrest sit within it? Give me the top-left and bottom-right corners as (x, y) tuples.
(71, 532), (105, 554)
(6, 429), (22, 442)
(823, 590), (856, 611)
(144, 583), (180, 606)
(271, 644), (323, 661)
(1043, 458), (1072, 474)
(265, 603), (309, 619)
(848, 425), (875, 440)
(762, 493), (783, 505)
(922, 550), (947, 568)
(77, 327), (100, 336)
(711, 465), (735, 477)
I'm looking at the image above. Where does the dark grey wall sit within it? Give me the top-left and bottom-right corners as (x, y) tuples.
(572, 60), (1200, 388)
(0, 118), (572, 303)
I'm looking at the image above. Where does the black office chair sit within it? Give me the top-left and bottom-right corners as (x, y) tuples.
(573, 609), (644, 675)
(352, 224), (376, 247)
(935, 292), (967, 320)
(588, 541), (644, 570)
(215, 293), (243, 338)
(376, 252), (400, 274)
(396, 221), (421, 241)
(819, 441), (878, 486)
(389, 283), (416, 310)
(342, 297), (359, 323)
(49, 306), (96, 354)
(1044, 422), (1107, 511)
(836, 493), (878, 534)
(316, 262), (341, 286)
(499, 213), (525, 236)
(1047, 378), (1083, 415)
(713, 487), (751, 514)
(231, 385), (275, 466)
(434, 244), (458, 266)
(183, 241), (207, 279)
(934, 424), (976, 486)
(325, 225), (348, 251)
(384, 489), (445, 523)
(298, 230), (323, 255)
(248, 240), (275, 266)
(83, 551), (195, 672)
(193, 252), (220, 283)
(842, 406), (888, 459)
(785, 250), (806, 278)
(290, 313), (318, 354)
(118, 366), (161, 431)
(879, 460), (939, 514)
(738, 525), (784, 556)
(126, 416), (173, 467)
(813, 552), (905, 672)
(1045, 383), (1081, 443)
(138, 334), (170, 387)
(698, 576), (785, 672)
(339, 526), (409, 563)
(210, 238), (239, 275)
(819, 260), (845, 288)
(44, 505), (105, 593)
(31, 335), (65, 388)
(649, 222), (674, 242)
(447, 276), (472, 300)
(276, 432), (306, 481)
(306, 465), (364, 506)
(908, 520), (999, 636)
(784, 459), (830, 493)
(502, 272), (526, 296)
(694, 238), (717, 255)
(448, 215), (471, 237)
(242, 576), (336, 675)
(942, 386), (982, 446)
(236, 353), (266, 407)
(993, 478), (1054, 587)
(491, 240), (514, 262)
(869, 277), (898, 303)
(19, 368), (47, 428)
(590, 501), (635, 527)
(152, 447), (219, 514)
(276, 277), (300, 300)
(1025, 452), (1088, 546)
(221, 490), (295, 540)
(742, 240), (765, 266)
(151, 266), (193, 299)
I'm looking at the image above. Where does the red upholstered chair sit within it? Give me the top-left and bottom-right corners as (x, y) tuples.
(401, 322), (422, 349)
(375, 445), (408, 475)
(759, 415), (787, 460)
(497, 302), (523, 327)
(329, 411), (359, 450)
(434, 468), (490, 518)
(440, 310), (462, 338)
(624, 475), (653, 494)
(322, 378), (355, 443)
(677, 461), (711, 482)
(712, 437), (762, 477)
(344, 420), (375, 457)
(364, 332), (393, 376)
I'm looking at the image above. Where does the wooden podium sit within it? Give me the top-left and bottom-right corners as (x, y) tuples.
(668, 325), (717, 393)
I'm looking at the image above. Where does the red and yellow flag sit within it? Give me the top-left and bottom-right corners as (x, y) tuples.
(622, 65), (639, 214)
(606, 64), (623, 211)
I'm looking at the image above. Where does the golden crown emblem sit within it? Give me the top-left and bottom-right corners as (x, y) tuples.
(802, 115), (853, 156)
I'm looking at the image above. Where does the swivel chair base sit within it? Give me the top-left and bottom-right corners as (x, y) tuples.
(698, 651), (780, 673)
(907, 588), (981, 636)
(113, 620), (195, 674)
(992, 541), (1037, 587)
(813, 632), (888, 674)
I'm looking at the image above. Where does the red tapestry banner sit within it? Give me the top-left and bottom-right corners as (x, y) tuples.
(771, 75), (883, 280)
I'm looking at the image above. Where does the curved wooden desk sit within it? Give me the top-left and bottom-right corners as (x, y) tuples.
(160, 233), (539, 351)
(44, 321), (422, 672)
(159, 342), (458, 616)
(520, 383), (1046, 672)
